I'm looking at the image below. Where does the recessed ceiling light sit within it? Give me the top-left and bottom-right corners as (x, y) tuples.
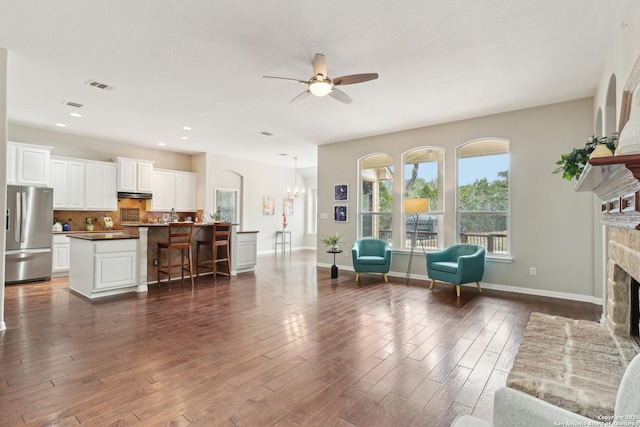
(182, 126), (191, 131)
(180, 136), (188, 140)
(55, 123), (66, 127)
(260, 131), (274, 136)
(69, 112), (82, 118)
(158, 143), (166, 146)
(277, 153), (288, 156)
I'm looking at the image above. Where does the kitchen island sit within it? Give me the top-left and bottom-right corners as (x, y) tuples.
(122, 223), (258, 287)
(68, 232), (141, 299)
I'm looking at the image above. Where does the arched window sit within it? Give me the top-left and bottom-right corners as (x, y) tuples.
(403, 147), (444, 250)
(457, 139), (510, 256)
(359, 154), (393, 243)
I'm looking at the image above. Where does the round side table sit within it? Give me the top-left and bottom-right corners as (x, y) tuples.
(326, 249), (343, 278)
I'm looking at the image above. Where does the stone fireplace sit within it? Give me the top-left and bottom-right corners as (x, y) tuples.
(607, 226), (640, 349)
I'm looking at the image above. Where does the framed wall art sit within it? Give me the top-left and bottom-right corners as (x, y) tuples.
(283, 198), (294, 216)
(334, 184), (348, 201)
(334, 205), (348, 222)
(263, 196), (275, 215)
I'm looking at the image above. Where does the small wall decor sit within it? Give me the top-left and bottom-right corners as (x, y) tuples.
(263, 196), (275, 215)
(334, 205), (348, 222)
(334, 184), (348, 201)
(283, 198), (294, 216)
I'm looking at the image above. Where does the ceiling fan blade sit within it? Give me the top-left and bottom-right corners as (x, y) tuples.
(333, 73), (379, 86)
(313, 53), (328, 78)
(290, 90), (311, 104)
(263, 76), (308, 84)
(329, 87), (353, 104)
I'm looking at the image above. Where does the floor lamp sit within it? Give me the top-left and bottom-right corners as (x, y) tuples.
(404, 198), (430, 286)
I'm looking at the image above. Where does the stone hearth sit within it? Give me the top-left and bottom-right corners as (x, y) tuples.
(606, 226), (640, 340)
(507, 313), (636, 420)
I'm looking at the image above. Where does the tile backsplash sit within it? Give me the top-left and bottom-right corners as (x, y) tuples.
(54, 199), (196, 231)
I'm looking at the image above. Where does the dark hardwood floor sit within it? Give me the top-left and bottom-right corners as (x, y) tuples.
(0, 250), (601, 426)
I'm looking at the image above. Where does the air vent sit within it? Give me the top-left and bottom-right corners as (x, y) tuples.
(86, 80), (114, 91)
(259, 131), (274, 136)
(62, 100), (83, 108)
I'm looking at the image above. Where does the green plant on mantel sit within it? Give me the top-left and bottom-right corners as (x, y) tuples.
(553, 134), (617, 181)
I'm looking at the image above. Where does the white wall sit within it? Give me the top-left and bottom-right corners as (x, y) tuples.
(318, 98), (597, 300)
(9, 124), (193, 171)
(0, 47), (7, 330)
(202, 152), (308, 254)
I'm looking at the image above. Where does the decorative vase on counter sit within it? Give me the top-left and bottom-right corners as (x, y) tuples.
(52, 222), (62, 232)
(62, 222), (71, 232)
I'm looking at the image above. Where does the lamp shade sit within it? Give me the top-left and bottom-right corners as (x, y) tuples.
(404, 198), (429, 213)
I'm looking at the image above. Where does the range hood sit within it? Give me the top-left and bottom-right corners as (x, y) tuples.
(117, 191), (152, 200)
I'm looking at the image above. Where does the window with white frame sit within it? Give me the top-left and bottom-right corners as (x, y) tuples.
(457, 139), (510, 256)
(403, 147), (445, 250)
(359, 154), (393, 243)
(307, 187), (317, 234)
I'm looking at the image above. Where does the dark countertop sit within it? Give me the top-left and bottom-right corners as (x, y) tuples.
(121, 222), (239, 227)
(67, 233), (138, 241)
(54, 229), (124, 234)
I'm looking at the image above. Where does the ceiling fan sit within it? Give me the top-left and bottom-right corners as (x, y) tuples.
(263, 53), (378, 104)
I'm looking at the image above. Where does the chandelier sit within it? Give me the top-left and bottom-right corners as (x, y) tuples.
(287, 157), (305, 198)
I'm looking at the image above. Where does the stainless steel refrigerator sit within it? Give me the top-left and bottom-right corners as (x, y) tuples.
(5, 185), (53, 284)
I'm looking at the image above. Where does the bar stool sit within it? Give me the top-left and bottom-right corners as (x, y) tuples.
(157, 222), (195, 289)
(196, 222), (231, 282)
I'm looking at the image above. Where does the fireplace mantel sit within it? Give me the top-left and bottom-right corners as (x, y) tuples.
(575, 154), (640, 228)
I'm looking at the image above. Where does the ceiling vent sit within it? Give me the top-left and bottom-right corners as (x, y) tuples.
(62, 100), (83, 108)
(259, 131), (274, 136)
(86, 80), (114, 91)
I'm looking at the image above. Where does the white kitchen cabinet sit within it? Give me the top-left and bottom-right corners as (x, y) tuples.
(150, 169), (196, 212)
(50, 157), (85, 209)
(85, 161), (117, 210)
(7, 142), (52, 187)
(151, 169), (176, 211)
(235, 231), (258, 273)
(52, 234), (71, 276)
(6, 143), (16, 184)
(114, 157), (154, 193)
(69, 236), (138, 299)
(175, 171), (197, 211)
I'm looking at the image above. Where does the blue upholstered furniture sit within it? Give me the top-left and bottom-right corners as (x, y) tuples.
(351, 238), (392, 283)
(426, 244), (485, 297)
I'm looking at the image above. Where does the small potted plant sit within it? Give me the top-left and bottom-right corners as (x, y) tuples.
(321, 232), (344, 251)
(553, 134), (617, 181)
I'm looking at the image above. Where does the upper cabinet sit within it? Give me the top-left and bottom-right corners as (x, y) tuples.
(85, 161), (118, 211)
(51, 157), (85, 209)
(150, 169), (196, 212)
(114, 157), (154, 193)
(7, 142), (52, 187)
(51, 157), (117, 211)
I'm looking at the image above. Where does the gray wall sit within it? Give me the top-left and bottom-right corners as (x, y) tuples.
(0, 47), (7, 330)
(318, 98), (597, 301)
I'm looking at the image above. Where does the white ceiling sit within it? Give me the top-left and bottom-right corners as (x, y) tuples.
(0, 0), (626, 170)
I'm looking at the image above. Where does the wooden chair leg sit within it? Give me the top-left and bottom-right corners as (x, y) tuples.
(355, 272), (360, 283)
(476, 281), (482, 293)
(382, 273), (388, 282)
(455, 285), (461, 297)
(429, 279), (435, 290)
(157, 247), (162, 288)
(188, 247), (194, 289)
(168, 248), (172, 290)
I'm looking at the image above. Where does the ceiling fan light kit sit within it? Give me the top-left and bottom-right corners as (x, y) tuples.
(264, 53), (378, 104)
(309, 79), (332, 97)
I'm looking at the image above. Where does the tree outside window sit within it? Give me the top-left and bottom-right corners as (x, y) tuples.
(403, 147), (445, 250)
(457, 139), (510, 255)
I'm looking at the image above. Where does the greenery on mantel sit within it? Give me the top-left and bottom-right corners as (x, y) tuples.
(553, 134), (617, 181)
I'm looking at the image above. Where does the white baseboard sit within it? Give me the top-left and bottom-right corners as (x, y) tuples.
(316, 263), (603, 305)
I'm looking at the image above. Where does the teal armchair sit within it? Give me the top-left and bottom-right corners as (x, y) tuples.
(426, 244), (485, 297)
(352, 239), (392, 284)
